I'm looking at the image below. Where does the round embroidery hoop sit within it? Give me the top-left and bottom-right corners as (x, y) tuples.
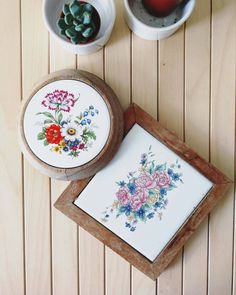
(19, 69), (124, 181)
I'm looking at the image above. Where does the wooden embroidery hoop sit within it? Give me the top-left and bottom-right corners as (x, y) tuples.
(54, 103), (232, 280)
(19, 69), (124, 181)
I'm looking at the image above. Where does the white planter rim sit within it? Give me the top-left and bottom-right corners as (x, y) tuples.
(123, 0), (196, 32)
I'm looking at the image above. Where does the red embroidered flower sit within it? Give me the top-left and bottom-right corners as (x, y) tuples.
(45, 124), (63, 144)
(79, 143), (85, 150)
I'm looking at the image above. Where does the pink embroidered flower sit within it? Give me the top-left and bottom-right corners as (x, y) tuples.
(135, 172), (157, 190)
(116, 188), (130, 205)
(130, 196), (143, 211)
(135, 188), (148, 203)
(42, 90), (78, 112)
(154, 171), (171, 187)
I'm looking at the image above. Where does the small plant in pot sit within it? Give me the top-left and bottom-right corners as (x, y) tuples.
(57, 0), (101, 44)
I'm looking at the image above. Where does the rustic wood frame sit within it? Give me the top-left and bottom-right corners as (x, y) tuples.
(19, 69), (124, 181)
(55, 103), (232, 280)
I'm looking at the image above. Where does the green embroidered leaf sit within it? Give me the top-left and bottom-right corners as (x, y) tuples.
(58, 112), (63, 124)
(44, 119), (54, 124)
(168, 182), (177, 190)
(148, 162), (155, 174)
(37, 112), (55, 120)
(37, 132), (45, 140)
(155, 163), (167, 172)
(83, 128), (96, 141)
(148, 189), (157, 196)
(43, 140), (49, 146)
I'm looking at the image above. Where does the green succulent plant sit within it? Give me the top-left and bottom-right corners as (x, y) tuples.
(57, 1), (98, 44)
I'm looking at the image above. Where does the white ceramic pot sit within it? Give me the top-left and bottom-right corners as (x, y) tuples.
(123, 0), (195, 40)
(43, 0), (116, 55)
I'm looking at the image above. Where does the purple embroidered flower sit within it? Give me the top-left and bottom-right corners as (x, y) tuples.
(42, 90), (78, 112)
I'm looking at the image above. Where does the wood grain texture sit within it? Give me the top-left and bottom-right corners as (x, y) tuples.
(0, 0), (24, 294)
(183, 0), (211, 294)
(50, 41), (78, 295)
(209, 0), (236, 294)
(78, 49), (105, 295)
(21, 0), (51, 294)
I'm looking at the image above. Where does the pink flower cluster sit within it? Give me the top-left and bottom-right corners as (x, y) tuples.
(42, 90), (76, 112)
(116, 171), (171, 212)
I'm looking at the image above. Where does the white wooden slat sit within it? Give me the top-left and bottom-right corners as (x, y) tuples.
(183, 0), (211, 294)
(21, 0), (51, 293)
(0, 0), (24, 294)
(209, 0), (236, 294)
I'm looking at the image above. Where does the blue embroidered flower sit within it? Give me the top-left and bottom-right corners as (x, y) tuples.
(140, 159), (147, 165)
(81, 119), (87, 125)
(172, 173), (180, 181)
(147, 212), (155, 219)
(160, 188), (167, 196)
(127, 182), (136, 195)
(117, 181), (126, 187)
(84, 111), (88, 117)
(95, 109), (99, 114)
(120, 205), (132, 216)
(137, 208), (145, 219)
(168, 168), (173, 176)
(125, 222), (131, 228)
(154, 202), (161, 208)
(63, 146), (69, 152)
(87, 119), (91, 125)
(61, 120), (67, 126)
(91, 111), (95, 116)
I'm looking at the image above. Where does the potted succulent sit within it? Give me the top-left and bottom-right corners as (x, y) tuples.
(123, 0), (195, 41)
(57, 1), (101, 44)
(43, 0), (116, 55)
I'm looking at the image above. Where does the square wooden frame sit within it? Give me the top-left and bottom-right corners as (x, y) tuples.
(55, 103), (232, 280)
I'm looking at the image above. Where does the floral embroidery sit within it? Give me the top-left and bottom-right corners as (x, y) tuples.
(36, 90), (99, 157)
(101, 146), (183, 231)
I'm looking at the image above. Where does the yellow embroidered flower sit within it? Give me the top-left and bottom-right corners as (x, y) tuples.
(112, 200), (119, 208)
(59, 140), (66, 148)
(139, 166), (146, 172)
(127, 215), (134, 221)
(53, 146), (62, 154)
(147, 194), (160, 205)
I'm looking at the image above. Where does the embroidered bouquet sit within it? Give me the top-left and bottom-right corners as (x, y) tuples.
(102, 146), (183, 231)
(36, 89), (99, 158)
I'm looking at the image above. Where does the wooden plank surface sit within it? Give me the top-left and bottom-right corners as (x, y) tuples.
(0, 1), (24, 294)
(183, 0), (211, 294)
(1, 0), (236, 294)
